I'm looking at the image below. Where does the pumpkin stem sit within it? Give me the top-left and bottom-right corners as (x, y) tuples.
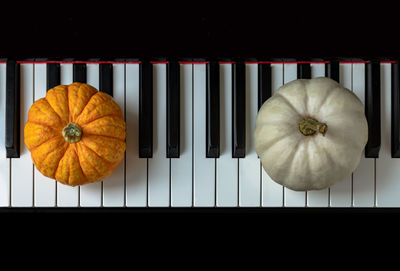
(62, 122), (82, 143)
(298, 117), (327, 136)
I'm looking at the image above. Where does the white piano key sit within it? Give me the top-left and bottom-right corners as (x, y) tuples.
(311, 63), (326, 78)
(352, 63), (375, 207)
(171, 64), (192, 206)
(125, 63), (147, 207)
(193, 63), (215, 207)
(33, 63), (56, 207)
(376, 63), (400, 206)
(329, 63), (353, 207)
(217, 64), (238, 207)
(102, 64), (126, 207)
(239, 64), (260, 206)
(148, 64), (170, 207)
(57, 63), (79, 207)
(283, 63), (306, 207)
(79, 63), (102, 207)
(284, 63), (297, 83)
(0, 62), (10, 207)
(11, 64), (34, 207)
(306, 63), (329, 207)
(262, 63), (284, 207)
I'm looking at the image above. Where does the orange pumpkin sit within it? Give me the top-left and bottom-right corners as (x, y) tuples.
(24, 82), (126, 186)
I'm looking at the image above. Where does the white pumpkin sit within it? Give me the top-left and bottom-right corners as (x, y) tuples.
(254, 77), (368, 191)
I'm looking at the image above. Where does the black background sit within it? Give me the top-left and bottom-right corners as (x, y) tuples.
(1, 3), (398, 60)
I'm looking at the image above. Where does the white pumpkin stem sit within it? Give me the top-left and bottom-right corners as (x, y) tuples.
(62, 122), (82, 143)
(299, 117), (327, 136)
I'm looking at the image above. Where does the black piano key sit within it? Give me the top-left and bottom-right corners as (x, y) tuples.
(392, 61), (400, 157)
(99, 63), (113, 96)
(139, 60), (153, 158)
(206, 60), (220, 158)
(166, 60), (180, 158)
(258, 63), (271, 110)
(73, 63), (87, 83)
(232, 61), (246, 158)
(46, 63), (60, 90)
(365, 60), (381, 158)
(392, 62), (400, 157)
(325, 60), (340, 82)
(297, 63), (311, 79)
(5, 60), (20, 158)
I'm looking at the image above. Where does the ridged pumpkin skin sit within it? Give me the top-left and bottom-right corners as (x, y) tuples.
(254, 78), (368, 191)
(24, 82), (126, 186)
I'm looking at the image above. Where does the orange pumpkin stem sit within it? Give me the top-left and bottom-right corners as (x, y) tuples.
(62, 122), (82, 143)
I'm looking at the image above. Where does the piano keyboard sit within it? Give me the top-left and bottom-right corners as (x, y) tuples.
(0, 58), (398, 208)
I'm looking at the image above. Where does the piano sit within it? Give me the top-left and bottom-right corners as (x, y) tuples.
(1, 57), (399, 210)
(2, 5), (400, 212)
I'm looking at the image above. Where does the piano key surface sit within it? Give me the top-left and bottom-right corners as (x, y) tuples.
(194, 63), (215, 206)
(326, 60), (340, 82)
(239, 64), (260, 206)
(138, 60), (153, 158)
(170, 64), (192, 206)
(0, 62), (10, 206)
(206, 60), (220, 158)
(5, 60), (20, 158)
(148, 63), (170, 207)
(257, 63), (271, 111)
(125, 63), (148, 207)
(392, 62), (400, 158)
(217, 64), (237, 206)
(166, 60), (180, 158)
(99, 63), (113, 96)
(232, 62), (246, 158)
(365, 61), (382, 158)
(11, 63), (33, 206)
(376, 63), (400, 207)
(73, 63), (86, 83)
(47, 63), (60, 90)
(1, 58), (399, 209)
